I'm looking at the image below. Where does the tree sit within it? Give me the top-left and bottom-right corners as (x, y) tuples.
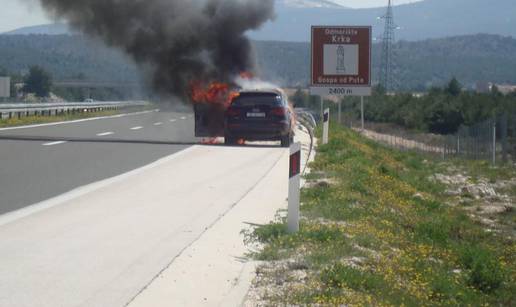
(446, 77), (462, 97)
(373, 84), (386, 96)
(23, 66), (52, 98)
(291, 88), (307, 107)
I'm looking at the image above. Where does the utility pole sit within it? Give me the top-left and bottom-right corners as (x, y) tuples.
(380, 0), (395, 91)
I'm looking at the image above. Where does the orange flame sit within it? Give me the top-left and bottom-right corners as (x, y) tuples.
(190, 80), (244, 109)
(201, 137), (221, 145)
(239, 71), (254, 80)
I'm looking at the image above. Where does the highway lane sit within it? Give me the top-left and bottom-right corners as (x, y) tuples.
(0, 110), (197, 214)
(0, 136), (288, 307)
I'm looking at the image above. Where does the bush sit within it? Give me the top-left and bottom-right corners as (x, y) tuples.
(321, 264), (384, 291)
(459, 245), (505, 292)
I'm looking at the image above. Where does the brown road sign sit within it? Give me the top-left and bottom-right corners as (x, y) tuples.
(311, 26), (372, 96)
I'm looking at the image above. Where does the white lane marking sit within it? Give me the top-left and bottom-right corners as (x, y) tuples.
(96, 132), (114, 136)
(169, 119), (177, 123)
(153, 122), (163, 126)
(130, 126), (143, 130)
(42, 141), (67, 146)
(0, 146), (197, 227)
(180, 116), (187, 120)
(0, 109), (159, 131)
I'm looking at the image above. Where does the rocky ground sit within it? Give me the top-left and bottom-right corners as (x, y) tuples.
(432, 165), (516, 239)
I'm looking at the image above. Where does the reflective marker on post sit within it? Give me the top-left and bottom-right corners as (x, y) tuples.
(288, 142), (301, 233)
(323, 108), (330, 144)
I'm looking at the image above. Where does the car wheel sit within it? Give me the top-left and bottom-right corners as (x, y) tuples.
(280, 134), (290, 147)
(225, 133), (236, 145)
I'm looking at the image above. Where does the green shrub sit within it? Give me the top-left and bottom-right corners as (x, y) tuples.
(321, 264), (384, 291)
(459, 245), (505, 292)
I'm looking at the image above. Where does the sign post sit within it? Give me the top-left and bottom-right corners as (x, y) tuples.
(310, 26), (372, 133)
(288, 142), (301, 233)
(338, 100), (342, 124)
(323, 108), (330, 144)
(361, 96), (365, 131)
(319, 96), (324, 124)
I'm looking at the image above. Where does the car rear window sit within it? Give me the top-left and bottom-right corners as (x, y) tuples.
(232, 94), (283, 107)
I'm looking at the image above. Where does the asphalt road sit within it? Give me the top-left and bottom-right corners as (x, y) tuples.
(0, 109), (197, 214)
(0, 112), (290, 307)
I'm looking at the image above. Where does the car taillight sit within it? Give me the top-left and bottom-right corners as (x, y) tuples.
(271, 107), (287, 116)
(226, 107), (240, 117)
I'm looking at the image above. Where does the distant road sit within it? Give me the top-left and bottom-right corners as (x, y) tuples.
(0, 110), (196, 214)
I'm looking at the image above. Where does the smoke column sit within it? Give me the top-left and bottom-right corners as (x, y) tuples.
(37, 0), (275, 99)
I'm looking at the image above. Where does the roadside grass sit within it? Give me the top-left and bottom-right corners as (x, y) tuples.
(245, 124), (515, 306)
(0, 111), (120, 128)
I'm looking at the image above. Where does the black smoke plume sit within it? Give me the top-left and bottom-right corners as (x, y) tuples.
(38, 0), (275, 99)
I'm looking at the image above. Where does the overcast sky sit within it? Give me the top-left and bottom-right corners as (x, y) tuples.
(332, 0), (422, 8)
(0, 0), (423, 33)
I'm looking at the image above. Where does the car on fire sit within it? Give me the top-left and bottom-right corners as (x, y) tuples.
(223, 90), (294, 147)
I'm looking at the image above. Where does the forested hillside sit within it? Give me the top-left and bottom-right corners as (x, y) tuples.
(257, 34), (516, 90)
(1, 34), (516, 91)
(0, 35), (139, 82)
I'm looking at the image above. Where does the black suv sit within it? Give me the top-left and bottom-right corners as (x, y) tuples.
(224, 90), (294, 147)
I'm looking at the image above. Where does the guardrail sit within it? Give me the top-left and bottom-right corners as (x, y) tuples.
(295, 109), (317, 131)
(295, 108), (317, 176)
(0, 101), (150, 120)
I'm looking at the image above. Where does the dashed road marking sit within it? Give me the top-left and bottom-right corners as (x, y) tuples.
(42, 141), (67, 146)
(154, 122), (163, 126)
(130, 126), (143, 130)
(180, 116), (187, 120)
(169, 119), (177, 122)
(96, 132), (114, 136)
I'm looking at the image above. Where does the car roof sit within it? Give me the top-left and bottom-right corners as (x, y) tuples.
(238, 89), (283, 97)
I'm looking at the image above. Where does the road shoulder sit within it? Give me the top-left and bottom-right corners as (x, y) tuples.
(128, 127), (314, 307)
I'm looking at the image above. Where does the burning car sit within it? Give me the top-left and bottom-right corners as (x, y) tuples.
(193, 86), (294, 147)
(224, 90), (294, 147)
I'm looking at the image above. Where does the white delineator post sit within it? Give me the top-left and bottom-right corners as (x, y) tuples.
(288, 142), (301, 233)
(323, 108), (330, 145)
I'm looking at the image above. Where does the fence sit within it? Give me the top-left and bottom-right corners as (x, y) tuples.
(342, 114), (516, 165)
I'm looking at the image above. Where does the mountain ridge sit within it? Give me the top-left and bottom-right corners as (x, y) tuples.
(1, 33), (515, 91)
(3, 23), (71, 36)
(3, 0), (515, 41)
